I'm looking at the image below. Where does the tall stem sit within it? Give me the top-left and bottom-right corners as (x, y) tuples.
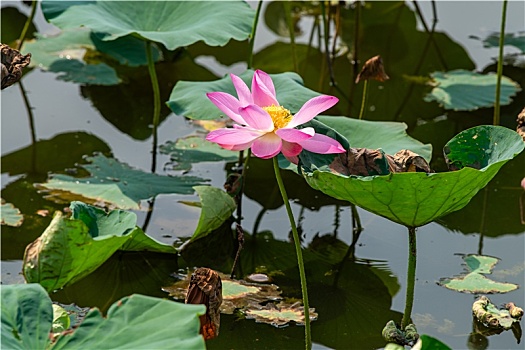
(18, 81), (37, 172)
(17, 0), (37, 50)
(284, 1), (298, 72)
(146, 41), (161, 173)
(358, 80), (368, 120)
(247, 0), (263, 69)
(494, 0), (508, 126)
(272, 157), (311, 349)
(401, 226), (417, 330)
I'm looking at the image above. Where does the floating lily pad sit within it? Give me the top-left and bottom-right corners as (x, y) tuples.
(1, 199), (23, 227)
(23, 201), (175, 292)
(163, 271), (282, 315)
(424, 70), (521, 111)
(180, 186), (236, 244)
(471, 31), (525, 53)
(299, 125), (524, 227)
(244, 301), (317, 327)
(1, 283), (206, 350)
(438, 255), (518, 294)
(43, 1), (254, 50)
(37, 154), (207, 210)
(167, 70), (322, 120)
(160, 135), (238, 171)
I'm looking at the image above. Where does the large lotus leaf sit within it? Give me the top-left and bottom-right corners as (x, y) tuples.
(181, 186), (236, 244)
(160, 135), (238, 171)
(1, 200), (23, 227)
(316, 116), (432, 162)
(23, 201), (175, 292)
(38, 154), (207, 210)
(299, 125), (524, 227)
(424, 70), (521, 111)
(438, 255), (518, 294)
(1, 284), (53, 350)
(52, 295), (205, 350)
(167, 70), (322, 120)
(43, 0), (254, 51)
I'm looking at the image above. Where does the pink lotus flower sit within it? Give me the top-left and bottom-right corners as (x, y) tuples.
(205, 70), (346, 162)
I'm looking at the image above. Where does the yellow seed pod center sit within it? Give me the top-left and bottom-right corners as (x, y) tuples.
(263, 105), (293, 129)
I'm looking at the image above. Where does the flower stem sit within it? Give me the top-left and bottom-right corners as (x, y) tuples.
(248, 0), (263, 69)
(17, 0), (37, 50)
(146, 41), (161, 173)
(494, 0), (508, 126)
(358, 80), (368, 120)
(272, 157), (311, 349)
(401, 226), (417, 330)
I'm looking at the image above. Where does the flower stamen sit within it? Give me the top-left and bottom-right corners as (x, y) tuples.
(263, 105), (293, 129)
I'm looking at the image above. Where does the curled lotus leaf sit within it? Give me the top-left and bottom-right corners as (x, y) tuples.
(473, 296), (522, 330)
(244, 301), (318, 327)
(299, 125), (525, 227)
(163, 271), (282, 314)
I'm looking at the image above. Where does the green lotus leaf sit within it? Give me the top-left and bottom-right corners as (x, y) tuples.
(51, 304), (70, 334)
(1, 284), (53, 350)
(167, 70), (322, 120)
(52, 295), (205, 350)
(316, 116), (432, 162)
(299, 125), (524, 227)
(23, 201), (175, 292)
(438, 255), (518, 294)
(37, 154), (207, 210)
(471, 31), (525, 53)
(43, 0), (254, 50)
(181, 186), (236, 243)
(424, 70), (521, 111)
(1, 200), (23, 227)
(245, 301), (318, 327)
(1, 284), (206, 350)
(160, 135), (238, 171)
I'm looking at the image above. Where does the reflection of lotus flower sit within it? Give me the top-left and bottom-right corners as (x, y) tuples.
(205, 70), (345, 162)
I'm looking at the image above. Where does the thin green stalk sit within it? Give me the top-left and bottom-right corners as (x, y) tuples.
(284, 1), (298, 72)
(358, 80), (368, 120)
(248, 0), (263, 69)
(401, 227), (417, 330)
(17, 0), (37, 50)
(146, 41), (161, 173)
(18, 80), (37, 172)
(494, 0), (508, 126)
(272, 157), (311, 350)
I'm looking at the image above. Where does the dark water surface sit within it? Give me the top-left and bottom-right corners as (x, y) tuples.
(2, 1), (524, 349)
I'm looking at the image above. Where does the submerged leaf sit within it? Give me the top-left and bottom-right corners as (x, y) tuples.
(37, 154), (207, 210)
(300, 125), (524, 227)
(1, 199), (23, 227)
(438, 255), (519, 294)
(160, 135), (238, 171)
(23, 202), (175, 292)
(244, 301), (318, 327)
(424, 70), (521, 111)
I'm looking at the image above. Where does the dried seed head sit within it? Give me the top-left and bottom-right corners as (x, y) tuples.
(355, 55), (389, 84)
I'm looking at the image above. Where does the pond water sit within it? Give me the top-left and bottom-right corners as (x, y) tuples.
(2, 1), (524, 349)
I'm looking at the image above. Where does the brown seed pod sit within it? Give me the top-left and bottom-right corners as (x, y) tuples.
(185, 268), (223, 340)
(355, 55), (389, 84)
